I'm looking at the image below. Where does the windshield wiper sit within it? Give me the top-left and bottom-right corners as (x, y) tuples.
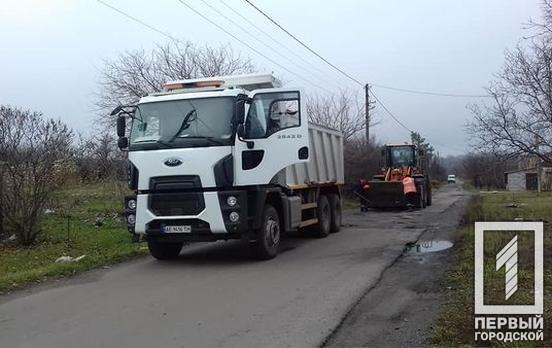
(180, 136), (225, 145)
(168, 109), (197, 143)
(155, 139), (173, 148)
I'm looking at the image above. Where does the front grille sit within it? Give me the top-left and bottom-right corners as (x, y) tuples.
(148, 175), (204, 216)
(149, 192), (205, 216)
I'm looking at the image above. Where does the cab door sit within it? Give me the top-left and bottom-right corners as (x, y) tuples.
(234, 88), (309, 186)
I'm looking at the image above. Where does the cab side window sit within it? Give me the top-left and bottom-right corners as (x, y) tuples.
(245, 91), (300, 139)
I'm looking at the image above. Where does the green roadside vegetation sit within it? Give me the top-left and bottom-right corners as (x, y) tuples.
(0, 183), (147, 294)
(343, 197), (360, 210)
(432, 191), (552, 347)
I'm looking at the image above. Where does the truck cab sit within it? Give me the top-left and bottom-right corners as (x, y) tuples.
(114, 73), (343, 260)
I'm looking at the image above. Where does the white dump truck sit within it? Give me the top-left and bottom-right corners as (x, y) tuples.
(113, 73), (344, 260)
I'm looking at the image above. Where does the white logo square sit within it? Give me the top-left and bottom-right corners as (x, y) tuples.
(474, 221), (543, 315)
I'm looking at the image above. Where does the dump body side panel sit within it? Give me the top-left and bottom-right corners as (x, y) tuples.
(285, 123), (344, 187)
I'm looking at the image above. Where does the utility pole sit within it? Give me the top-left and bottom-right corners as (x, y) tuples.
(365, 83), (371, 144)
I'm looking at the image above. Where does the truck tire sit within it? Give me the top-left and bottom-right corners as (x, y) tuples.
(251, 204), (280, 260)
(328, 194), (342, 233)
(147, 241), (183, 260)
(314, 195), (331, 238)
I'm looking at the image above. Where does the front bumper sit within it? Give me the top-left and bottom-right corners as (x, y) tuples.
(130, 190), (250, 241)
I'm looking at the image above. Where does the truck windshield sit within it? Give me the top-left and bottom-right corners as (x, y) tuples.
(389, 146), (416, 167)
(129, 96), (235, 150)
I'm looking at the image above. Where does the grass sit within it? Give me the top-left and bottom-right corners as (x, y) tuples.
(343, 197), (360, 210)
(432, 191), (552, 347)
(0, 182), (147, 294)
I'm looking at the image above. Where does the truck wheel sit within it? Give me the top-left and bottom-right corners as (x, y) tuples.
(329, 194), (342, 233)
(147, 241), (183, 260)
(251, 204), (280, 260)
(314, 195), (331, 238)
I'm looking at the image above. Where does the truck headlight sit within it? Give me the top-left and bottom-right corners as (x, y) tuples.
(229, 212), (239, 222)
(127, 214), (136, 225)
(127, 199), (137, 210)
(227, 196), (237, 207)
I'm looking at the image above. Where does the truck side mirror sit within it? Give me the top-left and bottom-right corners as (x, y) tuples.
(117, 116), (126, 137)
(111, 105), (123, 116)
(118, 137), (128, 150)
(236, 123), (254, 149)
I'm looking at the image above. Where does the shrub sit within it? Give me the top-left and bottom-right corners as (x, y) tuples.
(0, 106), (73, 245)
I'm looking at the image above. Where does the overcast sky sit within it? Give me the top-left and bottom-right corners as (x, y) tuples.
(0, 0), (543, 155)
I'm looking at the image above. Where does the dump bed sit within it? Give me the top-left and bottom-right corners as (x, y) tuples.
(285, 123), (344, 187)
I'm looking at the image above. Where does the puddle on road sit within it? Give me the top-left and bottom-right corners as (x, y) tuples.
(405, 240), (453, 254)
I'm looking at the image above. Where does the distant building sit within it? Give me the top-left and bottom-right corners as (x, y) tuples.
(505, 165), (552, 192)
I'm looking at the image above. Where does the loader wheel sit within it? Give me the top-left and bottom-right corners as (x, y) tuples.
(426, 184), (432, 206)
(147, 241), (183, 260)
(314, 195), (331, 238)
(418, 185), (426, 209)
(329, 194), (342, 233)
(251, 204), (280, 260)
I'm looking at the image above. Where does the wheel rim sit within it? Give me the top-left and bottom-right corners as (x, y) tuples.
(265, 217), (280, 247)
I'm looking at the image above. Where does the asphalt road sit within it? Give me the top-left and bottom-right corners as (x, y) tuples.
(326, 184), (470, 347)
(0, 184), (467, 348)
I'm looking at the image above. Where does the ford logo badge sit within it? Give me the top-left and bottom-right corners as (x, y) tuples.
(164, 158), (182, 167)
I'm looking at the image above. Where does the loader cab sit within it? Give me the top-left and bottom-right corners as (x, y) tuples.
(386, 145), (416, 168)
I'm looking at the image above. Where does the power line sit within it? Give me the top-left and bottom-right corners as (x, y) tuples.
(97, 0), (415, 134)
(96, 0), (445, 142)
(97, 0), (331, 93)
(174, 0), (333, 93)
(197, 0), (340, 89)
(240, 0), (416, 133)
(240, 0), (491, 143)
(368, 90), (413, 134)
(217, 0), (336, 84)
(371, 84), (489, 98)
(243, 0), (488, 99)
(243, 0), (365, 87)
(96, 0), (179, 42)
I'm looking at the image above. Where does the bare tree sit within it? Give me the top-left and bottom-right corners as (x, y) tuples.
(0, 106), (73, 245)
(74, 132), (125, 183)
(306, 90), (377, 142)
(525, 0), (552, 37)
(343, 137), (383, 190)
(96, 41), (255, 124)
(468, 2), (552, 162)
(409, 131), (446, 181)
(456, 152), (518, 189)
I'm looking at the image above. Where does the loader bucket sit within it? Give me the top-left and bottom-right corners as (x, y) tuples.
(361, 181), (407, 208)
